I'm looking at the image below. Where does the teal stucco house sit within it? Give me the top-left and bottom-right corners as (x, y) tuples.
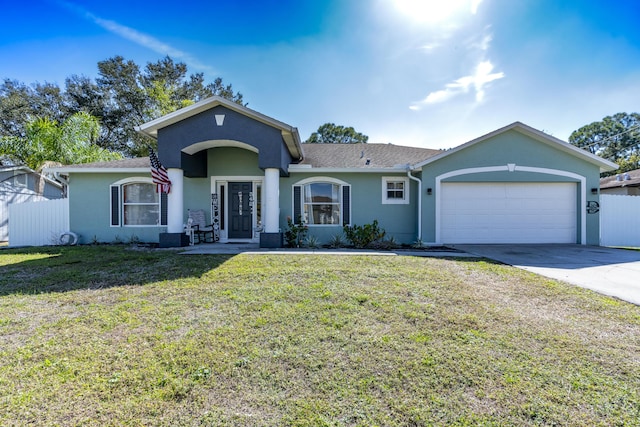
(50, 96), (617, 248)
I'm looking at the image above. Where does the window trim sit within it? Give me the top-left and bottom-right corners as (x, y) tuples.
(292, 177), (350, 227)
(381, 176), (410, 205)
(110, 177), (166, 227)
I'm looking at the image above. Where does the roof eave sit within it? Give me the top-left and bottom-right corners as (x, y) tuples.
(46, 167), (151, 174)
(288, 166), (411, 173)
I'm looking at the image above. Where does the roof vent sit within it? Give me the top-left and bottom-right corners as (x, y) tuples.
(624, 172), (631, 181)
(365, 158), (371, 165)
(616, 174), (622, 181)
(360, 150), (364, 159)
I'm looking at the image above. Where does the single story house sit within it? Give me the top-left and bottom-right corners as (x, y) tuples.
(48, 96), (617, 247)
(0, 165), (64, 242)
(600, 168), (640, 196)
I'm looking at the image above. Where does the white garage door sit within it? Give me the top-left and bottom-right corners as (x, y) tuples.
(440, 182), (577, 244)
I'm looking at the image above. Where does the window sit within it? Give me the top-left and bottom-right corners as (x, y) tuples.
(110, 179), (167, 227)
(123, 183), (160, 225)
(293, 178), (350, 226)
(382, 177), (409, 204)
(304, 183), (340, 224)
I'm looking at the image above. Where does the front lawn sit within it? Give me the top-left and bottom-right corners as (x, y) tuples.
(0, 246), (638, 426)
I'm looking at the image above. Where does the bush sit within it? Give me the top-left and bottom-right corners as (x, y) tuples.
(328, 233), (347, 248)
(284, 216), (308, 248)
(305, 235), (320, 249)
(343, 220), (386, 248)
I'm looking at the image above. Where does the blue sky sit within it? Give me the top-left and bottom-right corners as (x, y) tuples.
(1, 0), (639, 149)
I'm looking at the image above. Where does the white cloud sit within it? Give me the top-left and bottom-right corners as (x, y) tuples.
(390, 0), (483, 25)
(58, 1), (213, 72)
(479, 33), (493, 51)
(470, 0), (483, 14)
(420, 42), (441, 51)
(411, 60), (504, 109)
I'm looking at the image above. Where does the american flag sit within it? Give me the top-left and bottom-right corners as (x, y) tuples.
(149, 148), (171, 193)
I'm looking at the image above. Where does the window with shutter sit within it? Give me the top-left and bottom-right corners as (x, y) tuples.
(292, 179), (350, 226)
(110, 178), (165, 227)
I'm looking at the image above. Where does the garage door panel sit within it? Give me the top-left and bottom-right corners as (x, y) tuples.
(440, 182), (577, 244)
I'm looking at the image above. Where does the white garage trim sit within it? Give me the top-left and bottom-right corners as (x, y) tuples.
(435, 165), (586, 244)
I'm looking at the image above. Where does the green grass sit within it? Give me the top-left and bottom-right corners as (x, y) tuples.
(0, 246), (639, 426)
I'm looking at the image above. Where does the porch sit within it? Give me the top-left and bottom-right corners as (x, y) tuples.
(134, 96), (304, 249)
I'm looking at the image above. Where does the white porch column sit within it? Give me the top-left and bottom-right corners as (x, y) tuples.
(264, 168), (280, 233)
(167, 168), (184, 233)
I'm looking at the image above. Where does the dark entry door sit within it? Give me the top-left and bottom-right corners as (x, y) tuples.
(229, 182), (252, 239)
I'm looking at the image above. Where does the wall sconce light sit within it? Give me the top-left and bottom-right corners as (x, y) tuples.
(591, 188), (598, 194)
(426, 188), (432, 195)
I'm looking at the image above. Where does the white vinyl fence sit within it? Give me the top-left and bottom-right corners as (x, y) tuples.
(8, 198), (69, 247)
(600, 194), (640, 247)
(1, 185), (49, 241)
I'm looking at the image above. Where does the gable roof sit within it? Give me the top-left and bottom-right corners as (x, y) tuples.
(600, 168), (640, 189)
(135, 96), (303, 160)
(293, 143), (442, 170)
(413, 121), (619, 173)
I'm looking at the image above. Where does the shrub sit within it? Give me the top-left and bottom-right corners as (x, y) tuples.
(305, 235), (320, 249)
(328, 233), (346, 248)
(343, 220), (386, 248)
(411, 238), (424, 249)
(284, 216), (308, 248)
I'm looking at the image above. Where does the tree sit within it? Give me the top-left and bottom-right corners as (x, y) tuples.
(0, 111), (122, 171)
(76, 55), (244, 157)
(614, 153), (640, 174)
(569, 113), (640, 162)
(1, 55), (245, 160)
(305, 123), (368, 144)
(0, 79), (68, 141)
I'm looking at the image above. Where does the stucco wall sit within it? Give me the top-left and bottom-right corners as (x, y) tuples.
(68, 172), (166, 244)
(419, 130), (603, 245)
(158, 105), (292, 173)
(280, 172), (419, 245)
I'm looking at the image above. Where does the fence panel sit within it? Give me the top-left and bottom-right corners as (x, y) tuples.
(600, 195), (640, 247)
(1, 187), (49, 241)
(8, 198), (69, 247)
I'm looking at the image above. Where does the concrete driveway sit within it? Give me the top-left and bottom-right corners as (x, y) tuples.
(456, 244), (640, 305)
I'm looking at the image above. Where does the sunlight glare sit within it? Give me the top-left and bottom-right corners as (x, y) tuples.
(392, 0), (481, 24)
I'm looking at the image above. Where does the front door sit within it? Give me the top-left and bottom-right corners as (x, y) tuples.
(229, 182), (253, 239)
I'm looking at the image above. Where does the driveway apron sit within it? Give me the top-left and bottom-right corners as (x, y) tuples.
(456, 244), (640, 305)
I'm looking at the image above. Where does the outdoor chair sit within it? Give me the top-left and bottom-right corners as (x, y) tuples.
(187, 209), (214, 243)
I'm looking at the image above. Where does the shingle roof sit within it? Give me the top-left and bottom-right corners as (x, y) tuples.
(600, 168), (640, 189)
(298, 143), (442, 168)
(51, 145), (443, 172)
(60, 157), (151, 169)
